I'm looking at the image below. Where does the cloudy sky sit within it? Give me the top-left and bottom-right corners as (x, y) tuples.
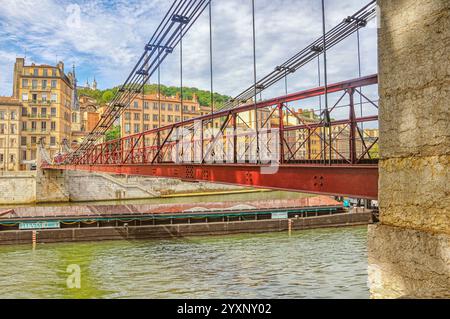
(0, 0), (378, 113)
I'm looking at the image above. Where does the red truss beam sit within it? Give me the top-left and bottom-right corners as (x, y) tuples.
(54, 163), (378, 199)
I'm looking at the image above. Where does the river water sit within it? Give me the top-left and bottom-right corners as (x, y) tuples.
(0, 226), (369, 299)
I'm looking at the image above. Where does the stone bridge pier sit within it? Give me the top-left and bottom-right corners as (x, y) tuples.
(368, 0), (449, 298)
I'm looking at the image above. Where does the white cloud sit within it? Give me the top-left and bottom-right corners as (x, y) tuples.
(0, 0), (378, 103)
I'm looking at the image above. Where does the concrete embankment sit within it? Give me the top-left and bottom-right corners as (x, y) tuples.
(0, 170), (247, 205)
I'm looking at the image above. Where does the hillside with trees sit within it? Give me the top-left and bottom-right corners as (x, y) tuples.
(78, 84), (232, 109)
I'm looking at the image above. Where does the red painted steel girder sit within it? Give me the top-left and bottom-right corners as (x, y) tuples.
(50, 164), (378, 199)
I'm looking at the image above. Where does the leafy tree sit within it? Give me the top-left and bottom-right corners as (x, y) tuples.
(105, 125), (121, 141)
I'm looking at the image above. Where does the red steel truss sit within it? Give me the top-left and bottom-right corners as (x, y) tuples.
(44, 75), (379, 199)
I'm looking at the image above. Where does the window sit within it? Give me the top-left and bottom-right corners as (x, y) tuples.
(125, 112), (130, 120)
(22, 79), (28, 88)
(43, 69), (48, 77)
(21, 136), (27, 146)
(153, 103), (158, 110)
(168, 115), (173, 122)
(10, 124), (16, 134)
(134, 101), (139, 109)
(33, 69), (39, 76)
(41, 122), (47, 131)
(10, 112), (16, 120)
(133, 124), (140, 133)
(0, 111), (4, 120)
(153, 125), (158, 129)
(22, 122), (27, 131)
(51, 122), (56, 131)
(0, 124), (5, 134)
(144, 102), (149, 109)
(144, 114), (150, 121)
(31, 121), (37, 131)
(191, 106), (195, 112)
(153, 114), (159, 121)
(41, 108), (47, 117)
(32, 108), (37, 116)
(51, 94), (57, 102)
(22, 150), (27, 161)
(144, 124), (149, 131)
(161, 103), (166, 111)
(51, 80), (57, 88)
(175, 104), (180, 111)
(52, 69), (56, 77)
(22, 93), (28, 101)
(32, 80), (38, 89)
(50, 137), (56, 146)
(125, 123), (131, 134)
(22, 107), (28, 117)
(183, 105), (188, 112)
(42, 93), (47, 102)
(72, 112), (77, 123)
(175, 116), (180, 122)
(32, 94), (38, 102)
(134, 113), (140, 121)
(42, 80), (47, 89)
(51, 108), (57, 117)
(168, 104), (173, 111)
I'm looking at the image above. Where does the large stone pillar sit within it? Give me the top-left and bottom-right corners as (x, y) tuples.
(368, 0), (450, 298)
(35, 146), (69, 203)
(35, 168), (70, 203)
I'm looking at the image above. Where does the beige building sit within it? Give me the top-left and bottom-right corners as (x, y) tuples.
(0, 97), (22, 171)
(12, 58), (74, 168)
(121, 93), (202, 137)
(71, 95), (102, 146)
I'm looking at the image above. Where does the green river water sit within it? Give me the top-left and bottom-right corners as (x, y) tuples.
(0, 226), (369, 299)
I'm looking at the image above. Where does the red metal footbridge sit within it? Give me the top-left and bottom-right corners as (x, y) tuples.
(43, 0), (379, 200)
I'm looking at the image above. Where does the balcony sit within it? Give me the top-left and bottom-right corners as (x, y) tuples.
(28, 114), (51, 120)
(28, 86), (52, 92)
(27, 100), (54, 106)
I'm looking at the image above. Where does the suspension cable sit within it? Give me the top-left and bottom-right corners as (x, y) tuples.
(321, 0), (331, 165)
(180, 22), (184, 157)
(158, 48), (161, 129)
(209, 0), (214, 117)
(356, 27), (364, 141)
(251, 0), (259, 161)
(317, 54), (325, 164)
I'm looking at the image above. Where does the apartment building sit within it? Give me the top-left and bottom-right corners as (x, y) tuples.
(121, 93), (202, 137)
(71, 95), (102, 145)
(0, 97), (22, 171)
(12, 58), (74, 168)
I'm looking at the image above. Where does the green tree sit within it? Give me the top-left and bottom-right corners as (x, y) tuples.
(105, 125), (121, 141)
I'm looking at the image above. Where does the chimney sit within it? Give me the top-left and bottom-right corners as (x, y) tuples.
(13, 58), (25, 98)
(57, 61), (64, 73)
